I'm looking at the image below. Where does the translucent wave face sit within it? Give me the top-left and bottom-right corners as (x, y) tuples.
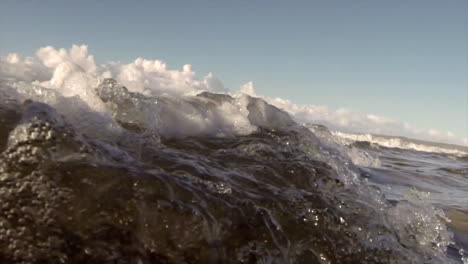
(307, 125), (382, 168)
(94, 78), (295, 138)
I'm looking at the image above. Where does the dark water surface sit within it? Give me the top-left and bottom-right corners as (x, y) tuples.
(0, 79), (466, 263)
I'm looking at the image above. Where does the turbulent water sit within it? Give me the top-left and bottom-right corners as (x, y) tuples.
(0, 76), (467, 264)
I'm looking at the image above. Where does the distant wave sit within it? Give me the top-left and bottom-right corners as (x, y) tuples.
(332, 131), (468, 156)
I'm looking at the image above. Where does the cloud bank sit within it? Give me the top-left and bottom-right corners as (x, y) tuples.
(261, 94), (467, 146)
(0, 45), (466, 146)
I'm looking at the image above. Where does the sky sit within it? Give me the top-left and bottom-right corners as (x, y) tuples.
(1, 0), (467, 143)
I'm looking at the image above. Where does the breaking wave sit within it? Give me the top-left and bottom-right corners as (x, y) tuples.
(0, 45), (466, 263)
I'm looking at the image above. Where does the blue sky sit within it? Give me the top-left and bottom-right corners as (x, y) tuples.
(1, 0), (467, 140)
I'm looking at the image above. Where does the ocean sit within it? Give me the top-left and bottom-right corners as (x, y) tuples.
(0, 75), (466, 264)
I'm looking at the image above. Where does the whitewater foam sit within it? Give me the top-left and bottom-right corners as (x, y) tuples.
(0, 46), (298, 139)
(1, 44), (466, 146)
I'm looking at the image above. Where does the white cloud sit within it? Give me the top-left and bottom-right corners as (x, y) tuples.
(105, 57), (226, 97)
(0, 53), (51, 82)
(1, 45), (226, 98)
(36, 45), (97, 72)
(239, 82), (467, 146)
(240, 81), (256, 96)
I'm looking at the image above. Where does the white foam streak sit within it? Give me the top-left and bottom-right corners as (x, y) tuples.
(333, 131), (468, 156)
